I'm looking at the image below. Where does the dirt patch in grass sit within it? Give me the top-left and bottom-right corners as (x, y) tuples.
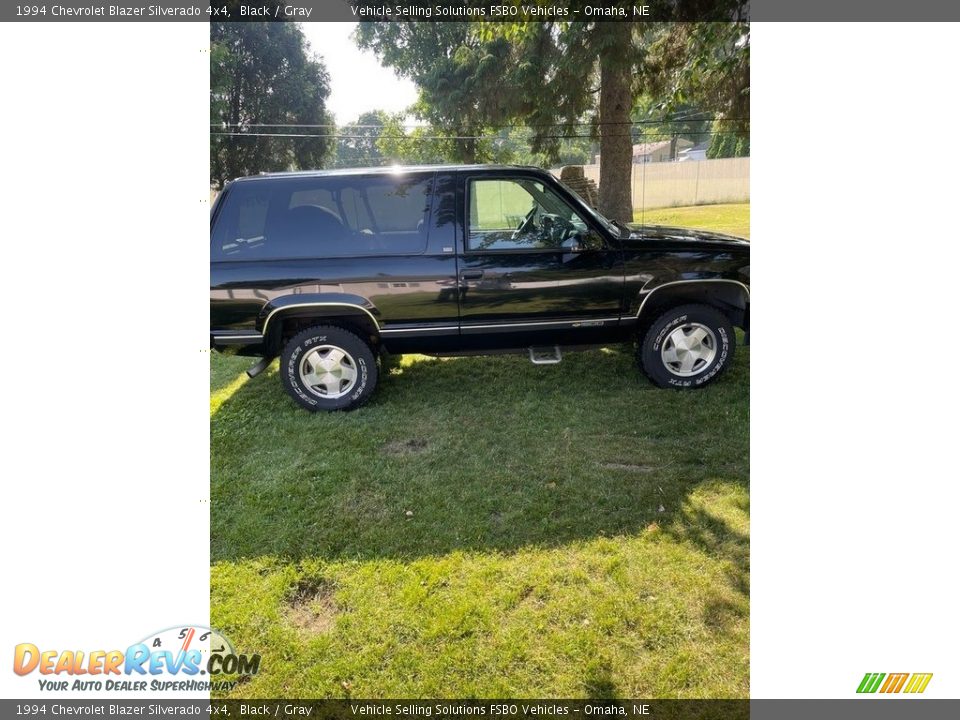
(285, 578), (338, 634)
(383, 438), (428, 456)
(340, 489), (390, 521)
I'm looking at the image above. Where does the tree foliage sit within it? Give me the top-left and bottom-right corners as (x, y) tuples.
(355, 23), (509, 164)
(493, 129), (595, 167)
(630, 99), (713, 146)
(210, 13), (333, 188)
(375, 115), (456, 165)
(333, 110), (391, 168)
(368, 120), (595, 169)
(640, 22), (750, 157)
(354, 12), (749, 219)
(355, 19), (640, 220)
(649, 23), (749, 123)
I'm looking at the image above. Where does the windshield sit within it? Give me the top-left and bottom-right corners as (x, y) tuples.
(552, 177), (622, 237)
(588, 205), (624, 237)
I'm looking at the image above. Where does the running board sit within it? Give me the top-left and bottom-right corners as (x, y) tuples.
(529, 346), (563, 365)
(246, 355), (275, 378)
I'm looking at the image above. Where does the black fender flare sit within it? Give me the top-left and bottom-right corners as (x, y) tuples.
(257, 293), (381, 348)
(631, 278), (750, 323)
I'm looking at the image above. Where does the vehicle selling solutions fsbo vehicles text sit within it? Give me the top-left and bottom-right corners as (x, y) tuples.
(349, 5), (651, 19)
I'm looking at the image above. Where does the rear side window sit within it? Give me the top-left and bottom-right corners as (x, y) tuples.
(212, 174), (433, 260)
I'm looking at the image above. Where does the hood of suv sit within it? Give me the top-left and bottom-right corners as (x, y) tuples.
(622, 224), (750, 250)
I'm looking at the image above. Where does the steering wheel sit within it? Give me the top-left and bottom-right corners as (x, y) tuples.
(541, 214), (575, 244)
(512, 206), (538, 240)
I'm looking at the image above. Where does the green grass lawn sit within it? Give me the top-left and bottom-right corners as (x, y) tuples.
(636, 203), (750, 239)
(211, 339), (749, 698)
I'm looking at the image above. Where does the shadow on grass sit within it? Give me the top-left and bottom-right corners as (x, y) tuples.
(583, 659), (620, 699)
(667, 500), (749, 599)
(211, 344), (749, 595)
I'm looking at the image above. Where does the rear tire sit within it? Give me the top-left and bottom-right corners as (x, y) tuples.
(280, 325), (378, 412)
(639, 304), (735, 389)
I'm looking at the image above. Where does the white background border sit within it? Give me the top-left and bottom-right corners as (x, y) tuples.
(0, 19), (957, 701)
(751, 22), (959, 698)
(0, 22), (210, 698)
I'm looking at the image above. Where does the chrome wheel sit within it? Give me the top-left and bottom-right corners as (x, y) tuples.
(660, 322), (717, 377)
(299, 345), (358, 399)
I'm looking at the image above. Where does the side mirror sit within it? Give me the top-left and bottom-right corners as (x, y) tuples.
(562, 234), (585, 254)
(561, 234), (585, 262)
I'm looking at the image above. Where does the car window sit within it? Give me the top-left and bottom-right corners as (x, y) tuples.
(467, 178), (591, 252)
(212, 175), (432, 260)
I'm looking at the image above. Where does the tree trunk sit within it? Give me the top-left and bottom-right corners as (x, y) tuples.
(597, 26), (634, 223)
(456, 130), (477, 164)
(225, 65), (243, 186)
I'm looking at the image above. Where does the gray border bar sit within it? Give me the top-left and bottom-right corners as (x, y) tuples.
(4, 0), (960, 22)
(3, 699), (960, 719)
(752, 699), (960, 719)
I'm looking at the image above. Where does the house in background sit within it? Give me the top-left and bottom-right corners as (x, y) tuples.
(678, 140), (711, 162)
(632, 138), (694, 163)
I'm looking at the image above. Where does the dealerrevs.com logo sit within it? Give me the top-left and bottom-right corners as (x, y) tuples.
(857, 672), (933, 694)
(13, 625), (260, 693)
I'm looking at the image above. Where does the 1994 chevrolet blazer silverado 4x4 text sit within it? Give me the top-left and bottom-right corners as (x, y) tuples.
(210, 165), (750, 412)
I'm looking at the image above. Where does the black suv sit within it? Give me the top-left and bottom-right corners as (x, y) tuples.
(211, 165), (749, 412)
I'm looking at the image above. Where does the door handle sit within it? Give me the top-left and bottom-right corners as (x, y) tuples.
(460, 270), (484, 280)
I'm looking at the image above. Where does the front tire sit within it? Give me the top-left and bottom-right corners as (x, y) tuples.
(280, 325), (378, 412)
(639, 304), (735, 389)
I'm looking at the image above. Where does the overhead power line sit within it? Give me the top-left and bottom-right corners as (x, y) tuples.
(212, 130), (749, 140)
(211, 116), (747, 130)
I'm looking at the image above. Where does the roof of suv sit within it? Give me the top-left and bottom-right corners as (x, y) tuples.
(232, 164), (548, 182)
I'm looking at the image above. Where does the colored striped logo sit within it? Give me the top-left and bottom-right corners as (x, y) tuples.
(857, 672), (933, 694)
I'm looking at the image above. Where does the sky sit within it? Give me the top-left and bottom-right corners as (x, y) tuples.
(300, 23), (419, 124)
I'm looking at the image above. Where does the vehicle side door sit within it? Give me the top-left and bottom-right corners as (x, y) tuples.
(456, 172), (624, 336)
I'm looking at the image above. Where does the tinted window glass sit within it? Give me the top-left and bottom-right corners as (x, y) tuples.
(468, 178), (589, 251)
(213, 175), (432, 260)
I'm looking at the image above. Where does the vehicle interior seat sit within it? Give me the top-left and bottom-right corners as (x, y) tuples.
(272, 204), (352, 255)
